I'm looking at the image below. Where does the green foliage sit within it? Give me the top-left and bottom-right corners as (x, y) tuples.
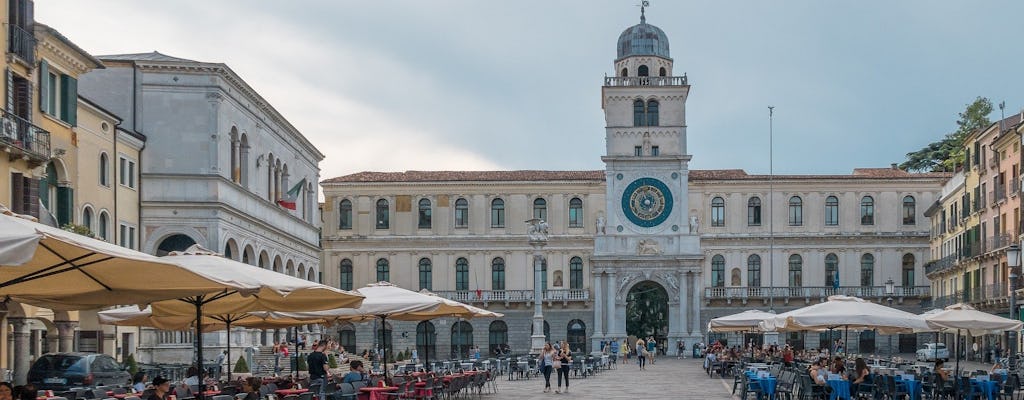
(233, 355), (249, 373)
(297, 354), (308, 371)
(124, 353), (138, 375)
(900, 97), (993, 172)
(625, 281), (669, 339)
(61, 223), (95, 238)
(327, 354), (338, 369)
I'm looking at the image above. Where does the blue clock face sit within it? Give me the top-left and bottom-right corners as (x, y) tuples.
(621, 177), (673, 227)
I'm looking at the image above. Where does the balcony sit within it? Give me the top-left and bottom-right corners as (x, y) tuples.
(603, 75), (688, 87)
(995, 184), (1007, 203)
(0, 109), (50, 165)
(432, 289), (590, 305)
(985, 234), (1013, 253)
(924, 254), (958, 276)
(704, 285), (930, 302)
(7, 24), (35, 64)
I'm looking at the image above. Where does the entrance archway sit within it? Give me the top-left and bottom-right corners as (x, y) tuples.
(626, 281), (669, 346)
(156, 234), (197, 256)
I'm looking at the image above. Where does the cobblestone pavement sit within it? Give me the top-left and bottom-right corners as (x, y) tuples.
(484, 356), (734, 400)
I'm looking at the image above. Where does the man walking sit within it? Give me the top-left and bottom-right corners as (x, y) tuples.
(307, 342), (329, 400)
(216, 350), (228, 380)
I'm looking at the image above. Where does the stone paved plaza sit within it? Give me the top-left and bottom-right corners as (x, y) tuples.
(484, 357), (734, 400)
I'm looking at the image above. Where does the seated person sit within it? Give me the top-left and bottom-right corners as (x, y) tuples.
(342, 360), (367, 384)
(934, 360), (950, 383)
(239, 377), (261, 400)
(831, 356), (847, 378)
(991, 361), (1005, 374)
(809, 358), (830, 385)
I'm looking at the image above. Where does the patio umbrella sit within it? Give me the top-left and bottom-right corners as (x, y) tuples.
(282, 282), (446, 379)
(762, 295), (929, 334)
(414, 289), (505, 370)
(923, 303), (1023, 374)
(709, 309), (777, 333)
(0, 210), (237, 309)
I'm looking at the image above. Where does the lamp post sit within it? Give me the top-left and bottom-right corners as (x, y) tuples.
(1006, 244), (1020, 369)
(885, 277), (895, 360)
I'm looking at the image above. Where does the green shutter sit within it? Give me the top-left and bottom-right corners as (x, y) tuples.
(38, 178), (48, 209)
(60, 74), (77, 125)
(38, 60), (49, 114)
(56, 186), (72, 226)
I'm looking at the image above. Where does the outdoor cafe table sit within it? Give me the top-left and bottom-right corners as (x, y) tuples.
(359, 386), (397, 400)
(413, 381), (433, 398)
(970, 378), (999, 400)
(827, 379), (851, 400)
(275, 389), (308, 397)
(746, 372), (776, 400)
(895, 376), (921, 400)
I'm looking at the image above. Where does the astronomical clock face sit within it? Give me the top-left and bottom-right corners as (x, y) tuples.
(621, 177), (673, 227)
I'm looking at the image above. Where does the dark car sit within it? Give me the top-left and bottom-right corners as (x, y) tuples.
(28, 352), (131, 390)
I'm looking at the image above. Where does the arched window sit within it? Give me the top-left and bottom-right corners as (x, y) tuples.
(99, 153), (109, 186)
(376, 199), (390, 229)
(861, 196), (874, 225)
(339, 259), (353, 291)
(711, 255), (725, 287)
(825, 253), (839, 287)
(567, 320), (587, 353)
(902, 195), (916, 225)
(646, 100), (659, 126)
(338, 322), (356, 353)
(338, 199), (352, 229)
(620, 68), (628, 77)
(711, 196), (725, 227)
(454, 198), (469, 228)
(902, 253), (915, 287)
(98, 211), (109, 241)
(451, 321), (473, 358)
(490, 198), (505, 227)
(376, 258), (390, 282)
(825, 196), (839, 226)
(418, 198), (432, 229)
(860, 253), (875, 286)
(788, 254), (802, 287)
(533, 198), (547, 220)
(418, 258), (432, 290)
(239, 134), (249, 187)
(569, 256), (584, 289)
(416, 321), (436, 363)
(455, 257), (469, 291)
(658, 67), (666, 77)
(491, 257), (506, 291)
(747, 255), (761, 287)
(747, 197), (761, 226)
(789, 196), (803, 226)
(568, 197), (584, 227)
(82, 206), (93, 232)
(638, 65), (649, 77)
(229, 127), (240, 183)
(633, 99), (645, 127)
(488, 321), (508, 356)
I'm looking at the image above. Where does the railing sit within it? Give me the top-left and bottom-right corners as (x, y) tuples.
(703, 285), (930, 300)
(432, 289), (589, 303)
(603, 75), (688, 87)
(1012, 177), (1020, 195)
(995, 184), (1007, 202)
(8, 24), (35, 63)
(925, 254), (958, 276)
(962, 242), (982, 259)
(0, 108), (50, 160)
(986, 234), (1013, 252)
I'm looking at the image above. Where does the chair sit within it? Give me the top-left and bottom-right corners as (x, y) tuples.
(776, 370), (797, 400)
(174, 386), (195, 400)
(212, 395), (235, 400)
(998, 374), (1017, 400)
(741, 373), (764, 400)
(333, 383), (357, 400)
(111, 389), (128, 395)
(59, 391), (79, 400)
(90, 390), (107, 400)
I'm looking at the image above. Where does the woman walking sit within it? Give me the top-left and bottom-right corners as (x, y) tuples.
(556, 341), (572, 393)
(538, 343), (556, 393)
(635, 338), (647, 370)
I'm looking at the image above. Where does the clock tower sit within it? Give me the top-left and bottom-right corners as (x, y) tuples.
(591, 8), (704, 353)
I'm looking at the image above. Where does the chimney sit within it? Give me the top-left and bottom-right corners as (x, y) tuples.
(891, 163), (899, 170)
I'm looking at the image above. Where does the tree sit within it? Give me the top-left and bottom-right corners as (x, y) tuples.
(124, 353), (138, 375)
(625, 282), (668, 340)
(233, 355), (249, 373)
(900, 97), (993, 172)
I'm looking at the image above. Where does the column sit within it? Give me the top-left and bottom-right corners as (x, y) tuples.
(55, 321), (78, 353)
(606, 272), (617, 336)
(679, 271), (689, 335)
(10, 318), (30, 385)
(231, 139), (240, 182)
(691, 272), (701, 336)
(530, 247), (546, 354)
(592, 271), (604, 338)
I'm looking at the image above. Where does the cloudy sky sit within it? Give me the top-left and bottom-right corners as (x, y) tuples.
(39, 1), (1024, 180)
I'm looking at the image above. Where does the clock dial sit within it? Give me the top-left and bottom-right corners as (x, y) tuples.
(621, 177), (673, 227)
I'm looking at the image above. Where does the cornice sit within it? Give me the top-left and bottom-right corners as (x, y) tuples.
(39, 39), (94, 75)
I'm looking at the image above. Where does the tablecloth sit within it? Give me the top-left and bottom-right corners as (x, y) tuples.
(971, 379), (999, 400)
(359, 386), (397, 400)
(413, 381), (433, 398)
(900, 379), (921, 400)
(827, 379), (851, 400)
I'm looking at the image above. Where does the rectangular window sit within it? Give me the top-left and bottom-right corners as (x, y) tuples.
(119, 156), (137, 189)
(47, 72), (58, 115)
(634, 146), (642, 156)
(118, 224), (136, 250)
(651, 146), (659, 156)
(454, 207), (468, 228)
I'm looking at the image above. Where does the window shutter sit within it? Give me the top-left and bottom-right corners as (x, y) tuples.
(5, 68), (12, 113)
(57, 186), (72, 226)
(25, 0), (34, 27)
(38, 60), (48, 115)
(11, 172), (24, 213)
(61, 74), (77, 125)
(38, 176), (48, 208)
(25, 175), (38, 217)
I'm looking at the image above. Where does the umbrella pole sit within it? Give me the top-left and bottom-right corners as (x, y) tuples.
(381, 315), (388, 382)
(226, 319), (231, 382)
(955, 329), (961, 376)
(195, 300), (205, 400)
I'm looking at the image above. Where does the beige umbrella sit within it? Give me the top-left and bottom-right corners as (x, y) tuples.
(924, 303), (1023, 373)
(762, 295), (929, 334)
(414, 289), (504, 368)
(708, 309), (777, 333)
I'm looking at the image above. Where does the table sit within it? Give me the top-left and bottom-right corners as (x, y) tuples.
(898, 378), (921, 400)
(359, 386), (397, 400)
(413, 381), (433, 398)
(274, 389), (308, 397)
(756, 376), (777, 400)
(971, 379), (999, 400)
(827, 379), (851, 400)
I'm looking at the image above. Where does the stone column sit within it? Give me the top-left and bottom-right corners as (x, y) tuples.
(678, 270), (689, 336)
(691, 272), (702, 337)
(591, 270), (604, 350)
(55, 320), (78, 353)
(606, 271), (618, 336)
(10, 318), (30, 385)
(530, 244), (547, 354)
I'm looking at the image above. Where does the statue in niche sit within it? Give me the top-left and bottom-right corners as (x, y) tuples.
(689, 214), (699, 234)
(596, 215), (606, 235)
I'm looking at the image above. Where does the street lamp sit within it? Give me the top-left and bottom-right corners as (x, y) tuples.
(1006, 244), (1020, 369)
(885, 277), (895, 360)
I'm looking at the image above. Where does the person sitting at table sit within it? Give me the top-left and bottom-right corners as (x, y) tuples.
(782, 346), (794, 366)
(132, 372), (149, 393)
(239, 377), (261, 400)
(147, 376), (171, 400)
(0, 382), (12, 400)
(831, 356), (847, 378)
(990, 361), (1005, 374)
(184, 366), (200, 387)
(851, 358), (872, 394)
(342, 360), (368, 384)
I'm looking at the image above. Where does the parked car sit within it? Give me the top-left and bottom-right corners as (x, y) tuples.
(916, 343), (949, 361)
(28, 352), (131, 390)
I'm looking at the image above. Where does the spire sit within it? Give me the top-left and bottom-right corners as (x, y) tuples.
(640, 0), (648, 23)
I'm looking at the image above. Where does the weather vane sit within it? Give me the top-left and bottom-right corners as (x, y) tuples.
(637, 0), (651, 22)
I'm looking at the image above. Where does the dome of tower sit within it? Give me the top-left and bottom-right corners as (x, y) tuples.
(616, 16), (671, 60)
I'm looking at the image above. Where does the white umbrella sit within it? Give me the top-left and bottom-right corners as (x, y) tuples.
(923, 303), (1021, 374)
(415, 289), (504, 368)
(763, 295), (929, 334)
(709, 309), (777, 333)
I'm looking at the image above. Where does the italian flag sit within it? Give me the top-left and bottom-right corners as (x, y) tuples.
(277, 178), (306, 210)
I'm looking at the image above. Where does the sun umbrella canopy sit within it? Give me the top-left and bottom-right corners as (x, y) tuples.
(416, 289), (504, 319)
(0, 212), (238, 310)
(709, 309), (777, 332)
(283, 281), (444, 322)
(763, 295), (929, 334)
(99, 306), (331, 331)
(924, 303), (1023, 336)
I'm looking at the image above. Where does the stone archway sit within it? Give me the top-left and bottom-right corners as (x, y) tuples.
(626, 280), (669, 345)
(155, 234), (197, 256)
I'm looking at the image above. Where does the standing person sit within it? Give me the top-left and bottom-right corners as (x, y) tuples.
(146, 377), (171, 400)
(538, 343), (555, 393)
(609, 337), (619, 363)
(216, 350), (227, 380)
(556, 340), (572, 393)
(272, 341), (281, 375)
(636, 338), (647, 370)
(280, 344), (290, 374)
(306, 342), (329, 400)
(622, 339), (629, 361)
(646, 337), (657, 365)
(972, 341), (979, 362)
(298, 334), (307, 350)
(677, 340), (684, 359)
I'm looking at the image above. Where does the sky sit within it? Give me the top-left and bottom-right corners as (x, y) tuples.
(37, 0), (1024, 181)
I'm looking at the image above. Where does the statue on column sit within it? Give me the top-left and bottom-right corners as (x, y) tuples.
(526, 218), (549, 242)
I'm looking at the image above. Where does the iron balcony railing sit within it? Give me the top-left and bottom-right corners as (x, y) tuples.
(986, 234), (1013, 252)
(704, 285), (930, 300)
(603, 75), (688, 87)
(7, 24), (35, 63)
(924, 254), (958, 276)
(0, 108), (50, 160)
(433, 289), (590, 303)
(995, 184), (1007, 203)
